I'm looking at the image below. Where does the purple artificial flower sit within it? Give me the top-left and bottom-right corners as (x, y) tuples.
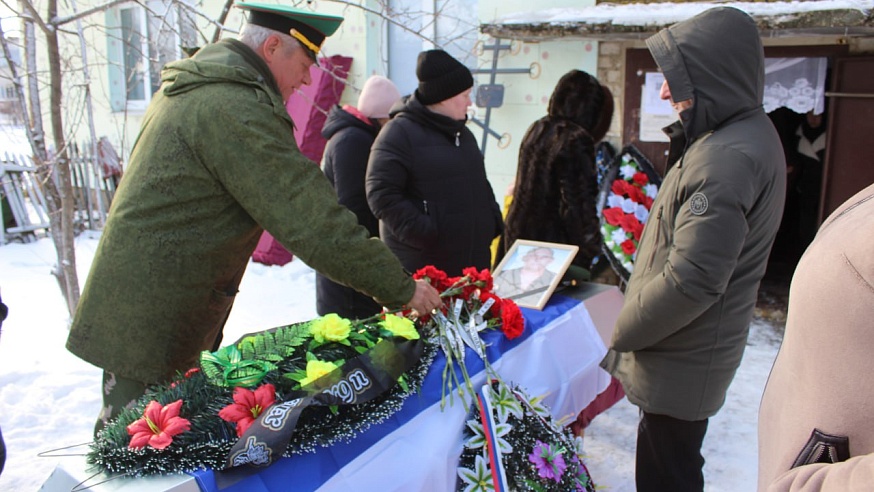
(527, 440), (567, 483)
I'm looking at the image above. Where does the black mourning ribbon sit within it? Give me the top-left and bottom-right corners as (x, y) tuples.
(215, 336), (424, 487)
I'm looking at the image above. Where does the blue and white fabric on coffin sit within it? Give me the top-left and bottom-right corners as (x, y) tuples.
(189, 293), (612, 492)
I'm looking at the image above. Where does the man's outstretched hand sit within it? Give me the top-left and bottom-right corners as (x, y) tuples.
(406, 279), (442, 316)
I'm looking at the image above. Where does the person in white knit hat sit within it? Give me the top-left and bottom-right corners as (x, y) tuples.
(316, 75), (402, 319)
(356, 75), (401, 121)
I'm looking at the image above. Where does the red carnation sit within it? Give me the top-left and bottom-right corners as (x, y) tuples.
(633, 172), (649, 186)
(627, 185), (647, 205)
(413, 265), (451, 291)
(618, 214), (643, 237)
(629, 220), (644, 241)
(642, 195), (654, 209)
(603, 207), (625, 226)
(463, 266), (494, 293)
(481, 291), (503, 318)
(611, 179), (631, 197)
(500, 300), (525, 340)
(621, 239), (637, 255)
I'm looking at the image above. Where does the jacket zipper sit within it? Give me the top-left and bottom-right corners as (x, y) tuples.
(423, 200), (429, 215)
(455, 132), (460, 147)
(645, 206), (663, 272)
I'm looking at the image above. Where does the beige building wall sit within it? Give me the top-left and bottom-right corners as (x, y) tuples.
(476, 0), (601, 200)
(43, 0), (612, 200)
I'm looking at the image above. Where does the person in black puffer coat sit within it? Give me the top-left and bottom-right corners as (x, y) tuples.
(316, 75), (401, 319)
(366, 50), (503, 277)
(496, 69), (614, 273)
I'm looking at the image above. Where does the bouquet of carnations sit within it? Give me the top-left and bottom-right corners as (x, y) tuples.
(411, 265), (524, 410)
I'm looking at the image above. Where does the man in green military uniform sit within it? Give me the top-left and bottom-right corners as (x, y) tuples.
(67, 2), (442, 434)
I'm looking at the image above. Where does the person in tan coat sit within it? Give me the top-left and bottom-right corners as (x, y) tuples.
(758, 182), (874, 491)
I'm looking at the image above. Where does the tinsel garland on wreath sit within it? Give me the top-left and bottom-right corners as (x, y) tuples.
(456, 381), (596, 492)
(88, 321), (439, 477)
(88, 265), (523, 478)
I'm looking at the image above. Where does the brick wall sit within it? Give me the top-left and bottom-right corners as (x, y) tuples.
(597, 41), (625, 149)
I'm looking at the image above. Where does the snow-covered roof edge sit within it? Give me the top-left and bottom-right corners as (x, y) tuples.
(481, 1), (874, 41)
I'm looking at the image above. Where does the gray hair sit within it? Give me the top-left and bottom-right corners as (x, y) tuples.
(238, 24), (302, 55)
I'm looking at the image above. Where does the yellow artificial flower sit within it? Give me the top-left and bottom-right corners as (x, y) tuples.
(380, 314), (420, 340)
(299, 359), (340, 387)
(310, 313), (352, 343)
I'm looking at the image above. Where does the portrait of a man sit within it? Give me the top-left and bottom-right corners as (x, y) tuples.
(493, 240), (578, 309)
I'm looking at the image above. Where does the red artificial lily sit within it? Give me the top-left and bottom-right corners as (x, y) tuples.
(219, 384), (277, 437)
(127, 399), (191, 450)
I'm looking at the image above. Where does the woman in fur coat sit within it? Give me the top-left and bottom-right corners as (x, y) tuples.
(496, 69), (613, 272)
(496, 69), (620, 438)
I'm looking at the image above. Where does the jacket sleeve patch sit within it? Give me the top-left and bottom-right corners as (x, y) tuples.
(689, 192), (708, 215)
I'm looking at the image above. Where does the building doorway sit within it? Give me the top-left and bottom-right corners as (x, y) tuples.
(622, 44), (859, 313)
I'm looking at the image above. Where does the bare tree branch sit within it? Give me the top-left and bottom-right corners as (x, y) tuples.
(52, 0), (129, 27)
(16, 0), (51, 35)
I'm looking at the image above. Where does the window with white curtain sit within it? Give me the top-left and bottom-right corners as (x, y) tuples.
(764, 57), (828, 115)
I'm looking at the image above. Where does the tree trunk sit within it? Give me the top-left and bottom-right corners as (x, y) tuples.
(71, 0), (105, 229)
(211, 0), (235, 43)
(45, 0), (81, 317)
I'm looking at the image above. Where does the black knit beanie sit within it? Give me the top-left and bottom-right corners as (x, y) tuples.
(415, 50), (474, 105)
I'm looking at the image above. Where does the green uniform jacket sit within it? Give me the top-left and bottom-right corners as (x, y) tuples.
(601, 7), (786, 421)
(67, 39), (414, 383)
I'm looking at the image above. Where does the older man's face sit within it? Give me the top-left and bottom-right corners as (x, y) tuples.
(523, 248), (554, 268)
(266, 36), (314, 103)
(660, 79), (693, 115)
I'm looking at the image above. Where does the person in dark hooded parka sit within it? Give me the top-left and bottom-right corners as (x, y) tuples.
(601, 7), (786, 491)
(316, 75), (401, 319)
(495, 69), (614, 272)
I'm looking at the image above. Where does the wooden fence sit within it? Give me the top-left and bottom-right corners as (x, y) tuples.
(0, 140), (120, 244)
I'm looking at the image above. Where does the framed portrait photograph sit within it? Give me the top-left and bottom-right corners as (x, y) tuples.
(492, 239), (579, 310)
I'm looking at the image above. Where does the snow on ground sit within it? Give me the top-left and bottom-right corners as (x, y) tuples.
(0, 235), (781, 491)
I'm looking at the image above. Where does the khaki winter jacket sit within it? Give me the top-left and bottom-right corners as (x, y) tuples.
(601, 7), (786, 421)
(758, 183), (874, 491)
(67, 39), (415, 383)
